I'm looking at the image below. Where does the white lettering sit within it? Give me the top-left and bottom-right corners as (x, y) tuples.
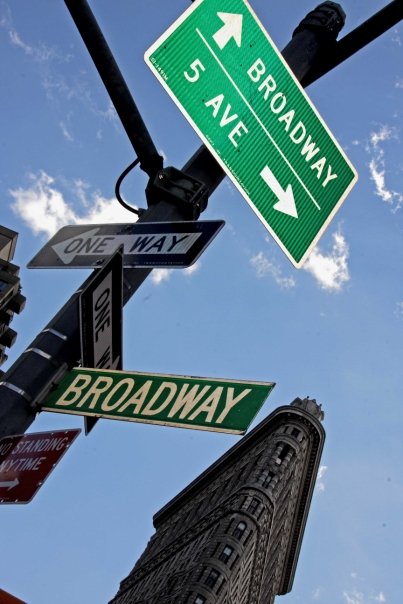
(187, 387), (223, 422)
(205, 93), (224, 118)
(75, 376), (114, 409)
(54, 374), (92, 406)
(101, 378), (135, 412)
(216, 388), (252, 423)
(167, 384), (211, 419)
(322, 164), (338, 187)
(141, 382), (178, 416)
(247, 58), (266, 83)
(311, 156), (326, 179)
(117, 380), (152, 415)
(228, 121), (248, 147)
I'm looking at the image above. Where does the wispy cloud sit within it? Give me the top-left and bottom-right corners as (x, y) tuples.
(343, 590), (364, 604)
(151, 269), (171, 285)
(150, 260), (201, 285)
(391, 29), (402, 46)
(250, 251), (296, 288)
(183, 262), (201, 277)
(60, 121), (74, 142)
(395, 301), (403, 317)
(343, 588), (387, 604)
(316, 465), (328, 493)
(8, 28), (57, 62)
(9, 171), (137, 238)
(312, 586), (322, 600)
(366, 125), (403, 212)
(0, 3), (116, 138)
(0, 5), (70, 64)
(303, 228), (350, 292)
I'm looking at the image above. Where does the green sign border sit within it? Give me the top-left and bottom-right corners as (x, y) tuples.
(42, 368), (275, 435)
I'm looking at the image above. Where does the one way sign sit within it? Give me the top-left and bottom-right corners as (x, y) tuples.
(27, 220), (224, 269)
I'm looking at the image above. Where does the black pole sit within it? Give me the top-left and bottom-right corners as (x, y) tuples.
(0, 2), (346, 439)
(302, 0), (403, 86)
(64, 0), (163, 178)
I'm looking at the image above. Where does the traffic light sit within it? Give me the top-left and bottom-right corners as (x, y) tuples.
(0, 226), (26, 368)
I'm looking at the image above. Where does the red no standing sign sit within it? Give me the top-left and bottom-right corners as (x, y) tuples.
(0, 429), (80, 504)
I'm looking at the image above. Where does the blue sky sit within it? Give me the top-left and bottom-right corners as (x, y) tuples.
(0, 1), (402, 603)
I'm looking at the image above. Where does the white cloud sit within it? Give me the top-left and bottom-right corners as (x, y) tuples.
(8, 28), (55, 62)
(395, 301), (403, 317)
(343, 590), (364, 604)
(0, 8), (68, 65)
(151, 269), (171, 285)
(391, 29), (402, 46)
(366, 125), (403, 212)
(373, 593), (386, 603)
(250, 251), (296, 289)
(312, 586), (322, 600)
(303, 229), (350, 292)
(316, 465), (328, 492)
(9, 171), (138, 238)
(60, 121), (74, 142)
(183, 262), (201, 277)
(395, 77), (403, 89)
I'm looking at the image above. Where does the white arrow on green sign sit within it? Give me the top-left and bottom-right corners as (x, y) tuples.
(42, 368), (275, 434)
(145, 0), (358, 267)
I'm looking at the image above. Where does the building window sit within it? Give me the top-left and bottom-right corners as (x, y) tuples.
(218, 545), (234, 564)
(194, 596), (206, 604)
(275, 444), (292, 465)
(291, 428), (301, 438)
(263, 471), (275, 487)
(205, 568), (220, 589)
(232, 521), (247, 539)
(247, 497), (260, 515)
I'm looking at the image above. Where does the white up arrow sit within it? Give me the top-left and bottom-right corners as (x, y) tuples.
(0, 478), (19, 490)
(213, 12), (243, 49)
(260, 165), (298, 219)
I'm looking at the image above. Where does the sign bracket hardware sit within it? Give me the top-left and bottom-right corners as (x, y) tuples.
(146, 167), (209, 220)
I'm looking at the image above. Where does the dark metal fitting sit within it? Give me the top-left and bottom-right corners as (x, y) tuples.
(29, 362), (69, 409)
(146, 166), (209, 220)
(293, 2), (346, 40)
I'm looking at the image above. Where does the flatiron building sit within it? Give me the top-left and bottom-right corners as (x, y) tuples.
(110, 397), (325, 604)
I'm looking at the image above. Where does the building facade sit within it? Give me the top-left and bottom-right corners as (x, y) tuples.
(110, 397), (325, 604)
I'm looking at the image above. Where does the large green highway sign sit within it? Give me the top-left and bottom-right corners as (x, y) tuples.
(145, 0), (357, 267)
(42, 368), (275, 434)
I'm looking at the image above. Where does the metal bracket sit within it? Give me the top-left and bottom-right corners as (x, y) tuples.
(145, 166), (209, 220)
(30, 362), (69, 410)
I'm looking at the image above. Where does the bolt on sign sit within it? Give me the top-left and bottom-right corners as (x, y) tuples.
(145, 0), (357, 267)
(42, 368), (275, 434)
(0, 429), (80, 504)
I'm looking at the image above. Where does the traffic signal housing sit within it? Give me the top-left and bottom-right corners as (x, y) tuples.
(0, 226), (26, 368)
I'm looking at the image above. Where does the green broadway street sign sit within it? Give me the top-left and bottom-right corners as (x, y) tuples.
(145, 0), (358, 267)
(42, 368), (275, 434)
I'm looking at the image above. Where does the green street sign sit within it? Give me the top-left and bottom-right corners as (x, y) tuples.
(42, 368), (275, 434)
(145, 0), (358, 267)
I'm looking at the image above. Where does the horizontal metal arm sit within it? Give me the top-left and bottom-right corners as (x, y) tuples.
(302, 0), (403, 86)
